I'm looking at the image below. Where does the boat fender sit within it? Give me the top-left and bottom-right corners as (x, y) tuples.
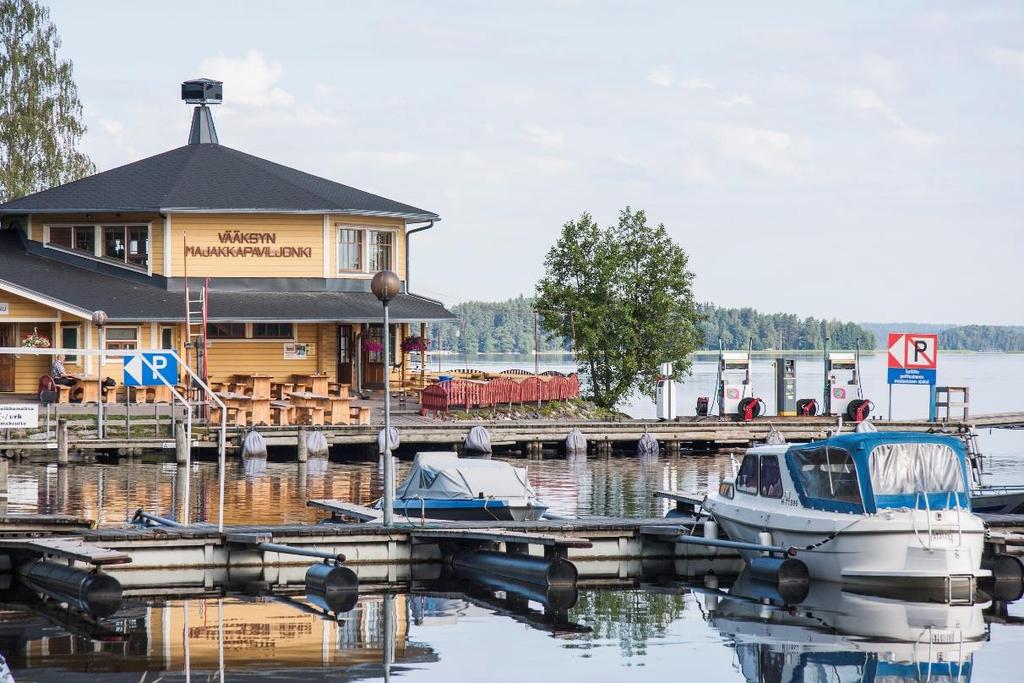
(241, 430), (267, 458)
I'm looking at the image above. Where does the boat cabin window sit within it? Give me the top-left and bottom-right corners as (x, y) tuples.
(869, 443), (965, 495)
(789, 446), (862, 507)
(735, 454), (759, 495)
(759, 456), (783, 498)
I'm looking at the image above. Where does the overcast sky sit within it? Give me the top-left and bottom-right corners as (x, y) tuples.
(47, 0), (1024, 324)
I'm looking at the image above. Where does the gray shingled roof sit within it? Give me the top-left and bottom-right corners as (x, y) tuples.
(0, 143), (439, 220)
(0, 231), (454, 322)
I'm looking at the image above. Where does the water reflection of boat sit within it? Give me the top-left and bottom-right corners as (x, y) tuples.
(707, 572), (988, 683)
(381, 452), (548, 521)
(705, 433), (989, 597)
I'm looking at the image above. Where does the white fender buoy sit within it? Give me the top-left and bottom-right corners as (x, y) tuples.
(565, 429), (587, 455)
(306, 430), (329, 457)
(464, 425), (492, 454)
(241, 430), (267, 459)
(637, 432), (659, 456)
(377, 426), (400, 454)
(765, 426), (787, 445)
(855, 419), (878, 433)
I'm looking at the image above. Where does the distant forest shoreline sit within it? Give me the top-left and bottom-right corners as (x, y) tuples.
(426, 297), (1024, 354)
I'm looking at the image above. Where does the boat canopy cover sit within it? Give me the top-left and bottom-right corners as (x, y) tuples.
(395, 452), (536, 501)
(785, 432), (969, 513)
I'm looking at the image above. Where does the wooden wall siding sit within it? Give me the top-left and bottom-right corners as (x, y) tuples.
(328, 214), (407, 280)
(0, 290), (63, 318)
(205, 324), (330, 383)
(169, 214), (324, 278)
(316, 323), (337, 375)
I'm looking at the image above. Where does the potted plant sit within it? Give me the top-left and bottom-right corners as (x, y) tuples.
(21, 327), (52, 348)
(400, 335), (429, 353)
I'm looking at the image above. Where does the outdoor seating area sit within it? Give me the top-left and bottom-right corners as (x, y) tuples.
(209, 373), (372, 428)
(418, 370), (580, 416)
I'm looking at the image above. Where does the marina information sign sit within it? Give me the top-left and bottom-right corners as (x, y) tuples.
(887, 333), (938, 385)
(123, 352), (178, 387)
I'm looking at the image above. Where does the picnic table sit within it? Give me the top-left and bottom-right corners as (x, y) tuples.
(294, 372), (330, 396)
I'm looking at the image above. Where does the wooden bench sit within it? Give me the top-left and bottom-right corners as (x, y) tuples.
(271, 401), (293, 426)
(56, 385), (71, 404)
(349, 406), (371, 425)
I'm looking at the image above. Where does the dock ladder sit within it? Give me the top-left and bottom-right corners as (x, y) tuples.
(183, 233), (210, 411)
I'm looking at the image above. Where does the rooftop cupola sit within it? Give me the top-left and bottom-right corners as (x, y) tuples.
(182, 78), (223, 144)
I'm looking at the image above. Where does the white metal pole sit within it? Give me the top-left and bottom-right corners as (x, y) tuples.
(97, 325), (105, 438)
(382, 302), (394, 526)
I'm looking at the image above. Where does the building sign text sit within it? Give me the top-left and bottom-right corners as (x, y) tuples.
(184, 231), (313, 259)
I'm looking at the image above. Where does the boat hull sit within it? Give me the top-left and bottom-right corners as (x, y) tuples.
(709, 503), (988, 595)
(387, 499), (548, 522)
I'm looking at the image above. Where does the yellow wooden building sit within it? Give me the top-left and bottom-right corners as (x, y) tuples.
(0, 79), (452, 396)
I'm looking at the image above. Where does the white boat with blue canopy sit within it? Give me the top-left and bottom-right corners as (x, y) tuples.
(706, 432), (990, 596)
(379, 452), (549, 522)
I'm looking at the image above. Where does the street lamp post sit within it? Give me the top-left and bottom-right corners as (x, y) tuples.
(371, 270), (401, 527)
(92, 310), (108, 438)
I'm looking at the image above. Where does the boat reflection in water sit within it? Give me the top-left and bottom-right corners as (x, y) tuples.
(705, 571), (988, 683)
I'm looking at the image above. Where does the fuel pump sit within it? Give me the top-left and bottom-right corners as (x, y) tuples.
(774, 358), (797, 416)
(824, 346), (872, 421)
(719, 339), (761, 419)
(656, 362), (677, 420)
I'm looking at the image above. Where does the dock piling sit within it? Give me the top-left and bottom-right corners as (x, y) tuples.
(174, 422), (188, 465)
(297, 426), (308, 462)
(56, 419), (69, 466)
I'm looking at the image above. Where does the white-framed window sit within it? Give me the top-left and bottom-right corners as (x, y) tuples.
(44, 223), (151, 272)
(336, 225), (397, 274)
(338, 228), (363, 271)
(105, 326), (139, 352)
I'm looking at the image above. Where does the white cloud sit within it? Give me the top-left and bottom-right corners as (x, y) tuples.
(527, 155), (572, 173)
(840, 86), (941, 148)
(863, 54), (900, 89)
(647, 65), (674, 88)
(699, 122), (801, 177)
(682, 157), (714, 183)
(199, 50), (294, 106)
(720, 94), (754, 108)
(680, 77), (716, 91)
(986, 47), (1024, 73)
(524, 125), (564, 148)
(338, 150), (424, 166)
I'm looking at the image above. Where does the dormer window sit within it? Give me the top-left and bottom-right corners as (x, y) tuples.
(44, 223), (150, 271)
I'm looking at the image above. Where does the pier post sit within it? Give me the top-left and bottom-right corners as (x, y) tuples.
(297, 460), (308, 500)
(666, 440), (681, 457)
(56, 419), (69, 466)
(0, 459), (7, 516)
(297, 427), (308, 463)
(175, 422), (188, 466)
(175, 464), (189, 524)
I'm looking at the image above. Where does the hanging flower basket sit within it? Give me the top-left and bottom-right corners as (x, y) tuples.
(401, 335), (429, 353)
(362, 338), (383, 354)
(20, 327), (52, 348)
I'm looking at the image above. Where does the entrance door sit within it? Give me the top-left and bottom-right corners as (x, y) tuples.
(337, 325), (354, 384)
(362, 324), (385, 388)
(0, 324), (15, 391)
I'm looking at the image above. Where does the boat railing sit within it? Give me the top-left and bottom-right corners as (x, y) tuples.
(912, 491), (935, 550)
(948, 490), (964, 548)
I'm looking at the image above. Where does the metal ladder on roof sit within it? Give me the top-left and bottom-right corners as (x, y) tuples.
(182, 233), (209, 414)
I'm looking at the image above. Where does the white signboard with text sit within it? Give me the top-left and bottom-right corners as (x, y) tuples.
(0, 404), (38, 428)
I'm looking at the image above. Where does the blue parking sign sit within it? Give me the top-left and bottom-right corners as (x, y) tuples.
(123, 352), (178, 387)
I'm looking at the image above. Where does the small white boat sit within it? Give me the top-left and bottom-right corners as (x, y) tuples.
(705, 432), (990, 597)
(381, 452), (548, 521)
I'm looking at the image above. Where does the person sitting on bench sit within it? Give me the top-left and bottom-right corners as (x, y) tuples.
(51, 355), (77, 386)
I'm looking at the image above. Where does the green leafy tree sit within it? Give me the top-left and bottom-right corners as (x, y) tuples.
(0, 0), (94, 202)
(536, 208), (703, 409)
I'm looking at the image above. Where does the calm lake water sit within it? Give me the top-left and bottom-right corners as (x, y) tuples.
(2, 351), (1022, 681)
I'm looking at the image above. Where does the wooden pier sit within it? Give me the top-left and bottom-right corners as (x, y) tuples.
(3, 411), (1022, 459)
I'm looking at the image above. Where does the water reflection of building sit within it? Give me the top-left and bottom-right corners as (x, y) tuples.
(3, 595), (436, 678)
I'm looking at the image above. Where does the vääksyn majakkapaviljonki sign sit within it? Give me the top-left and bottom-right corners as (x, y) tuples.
(184, 231), (313, 258)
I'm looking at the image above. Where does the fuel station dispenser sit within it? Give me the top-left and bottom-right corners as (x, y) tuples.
(656, 362), (677, 420)
(774, 358), (797, 416)
(718, 344), (764, 420)
(824, 351), (872, 421)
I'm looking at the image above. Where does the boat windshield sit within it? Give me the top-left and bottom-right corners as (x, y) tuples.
(788, 446), (863, 512)
(868, 442), (966, 509)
